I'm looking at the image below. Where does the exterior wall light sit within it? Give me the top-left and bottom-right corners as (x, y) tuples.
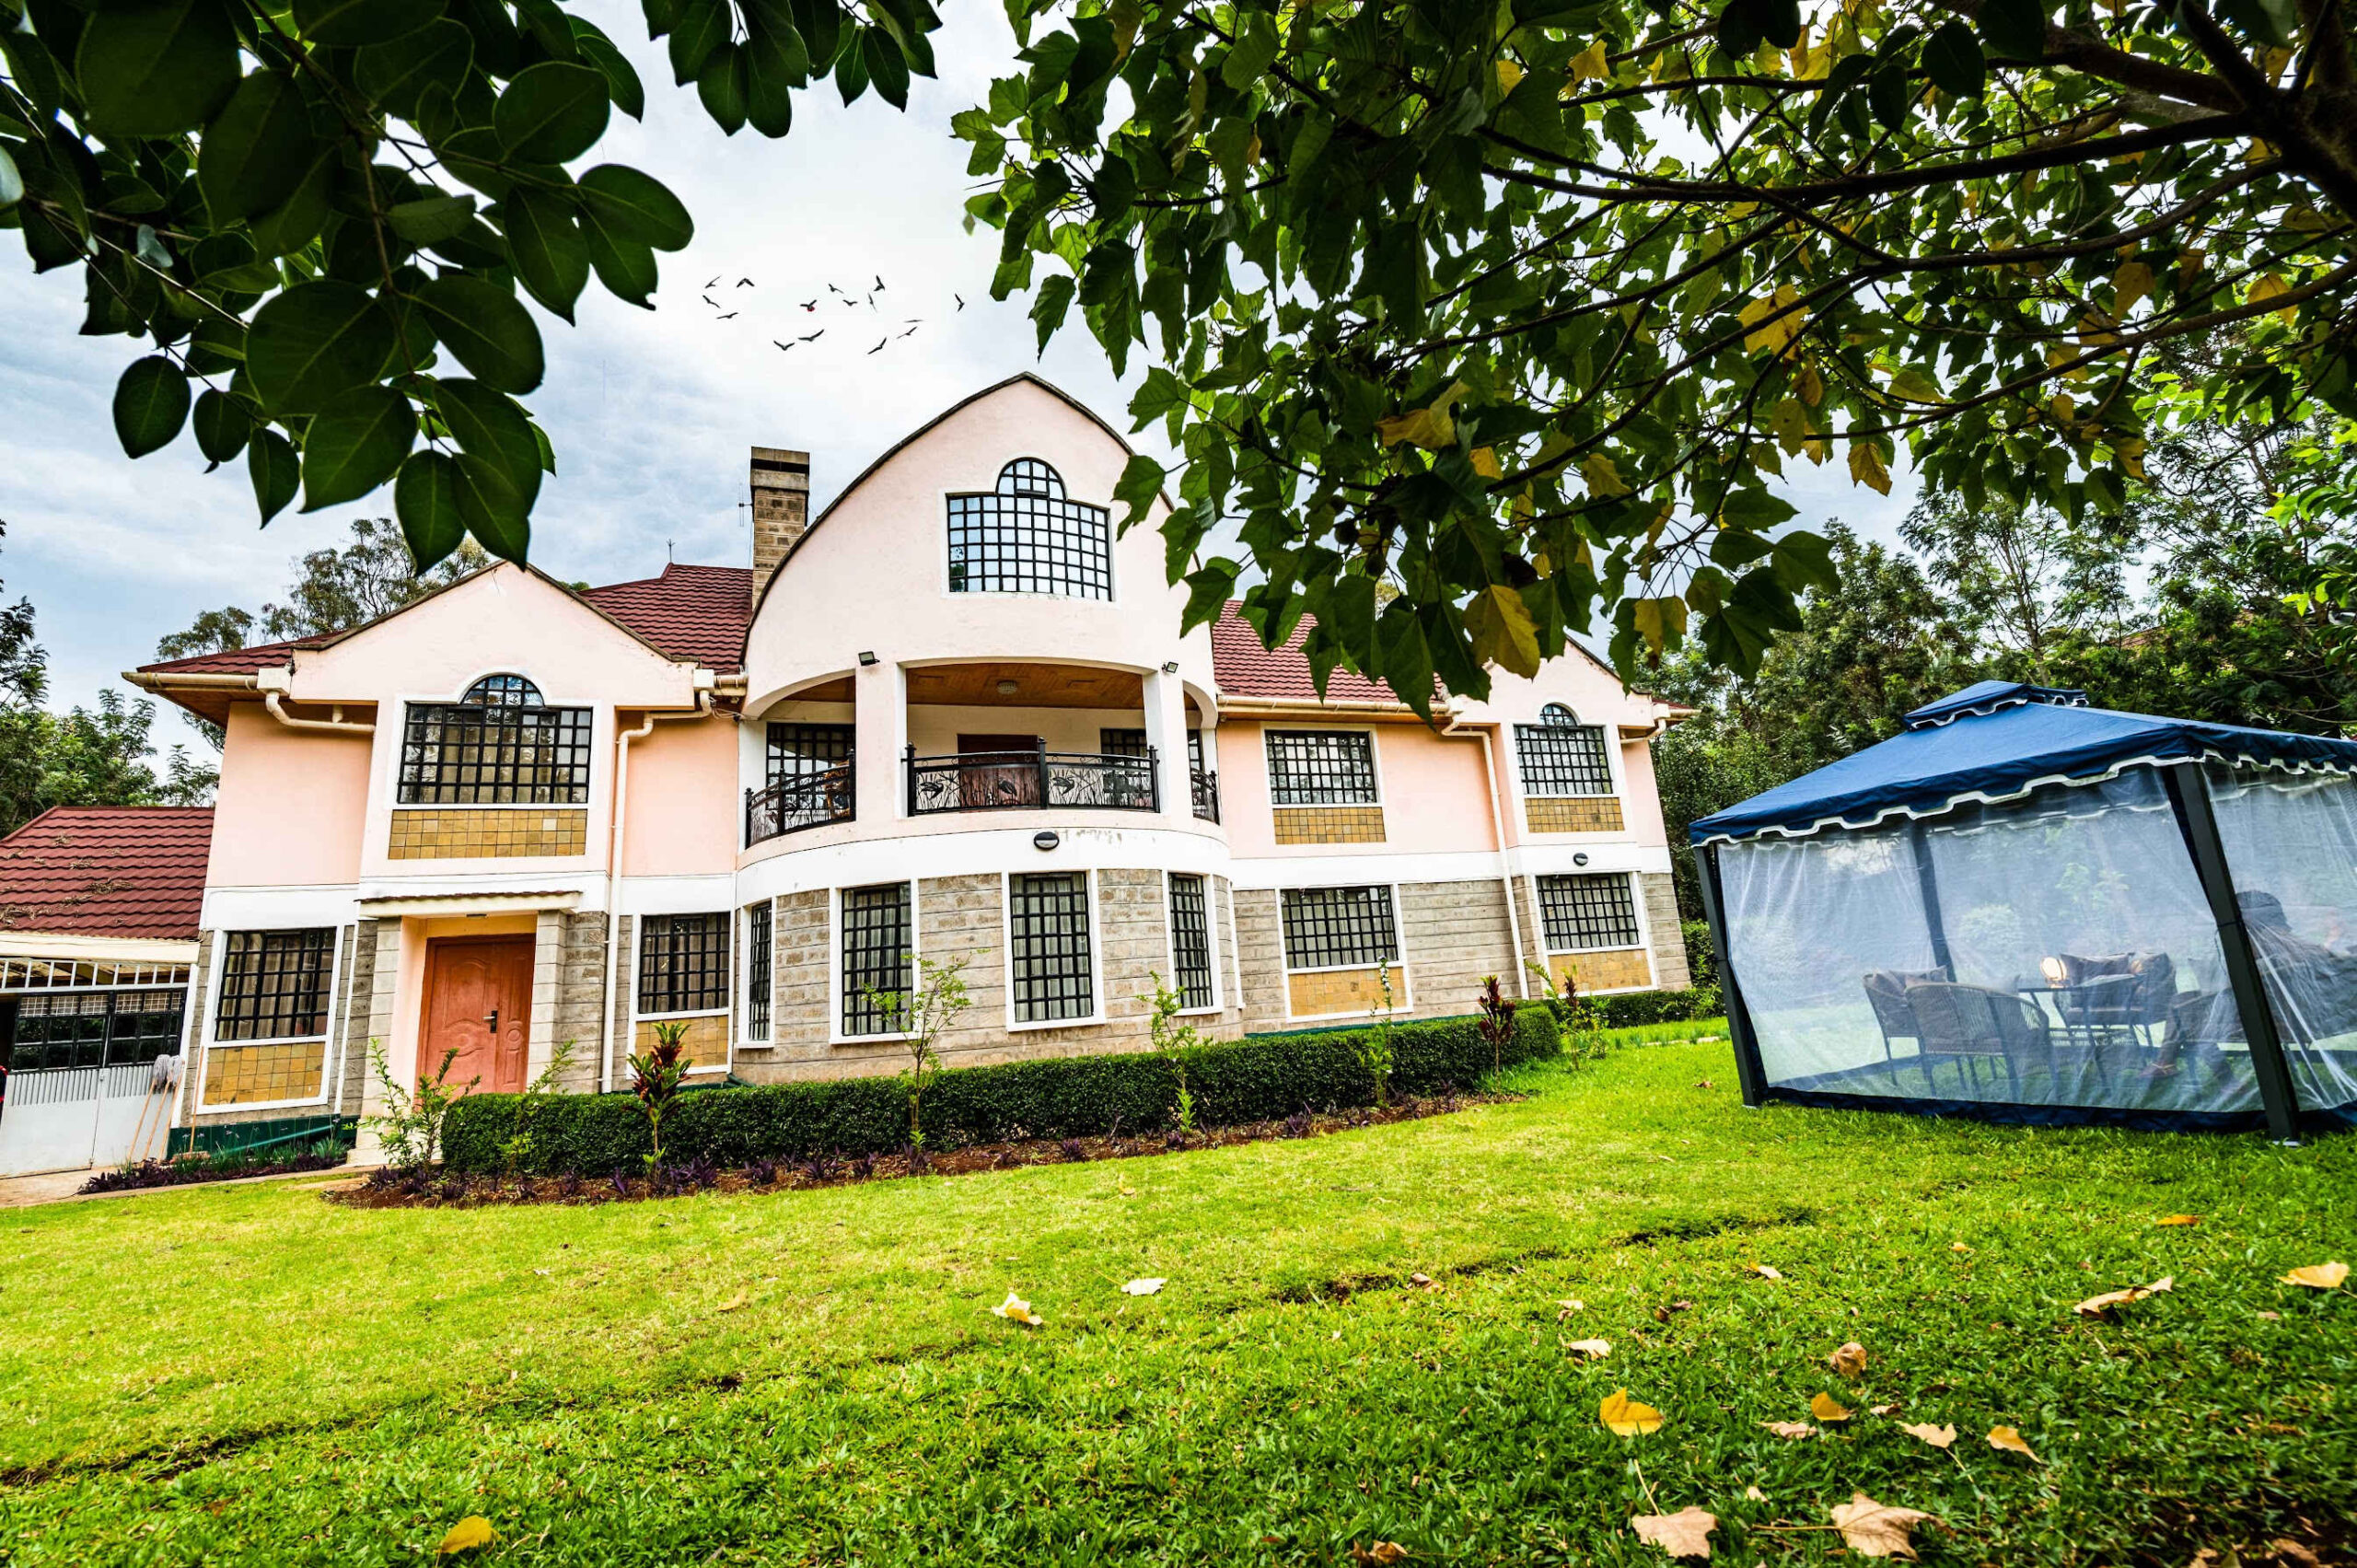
(1161, 661), (1179, 674)
(857, 651), (878, 667)
(1573, 852), (1589, 866)
(1033, 830), (1060, 852)
(996, 679), (1020, 696)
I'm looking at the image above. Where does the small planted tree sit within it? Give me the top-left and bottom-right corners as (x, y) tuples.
(626, 1021), (693, 1173)
(1145, 971), (1204, 1140)
(1475, 974), (1518, 1077)
(1353, 961), (1399, 1110)
(859, 953), (971, 1164)
(498, 1040), (576, 1181)
(363, 1040), (477, 1171)
(1533, 958), (1608, 1068)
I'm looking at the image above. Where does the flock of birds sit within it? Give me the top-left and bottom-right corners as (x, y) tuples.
(695, 273), (967, 356)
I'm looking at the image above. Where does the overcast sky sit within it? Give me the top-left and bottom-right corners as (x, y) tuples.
(0, 3), (1917, 720)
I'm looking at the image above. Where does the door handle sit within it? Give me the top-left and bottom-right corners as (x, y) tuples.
(483, 1008), (499, 1034)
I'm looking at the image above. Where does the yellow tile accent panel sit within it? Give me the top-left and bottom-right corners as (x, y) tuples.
(1549, 948), (1652, 993)
(389, 808), (588, 860)
(633, 1013), (728, 1070)
(1525, 796), (1624, 834)
(203, 1039), (326, 1105)
(1272, 806), (1387, 844)
(1287, 966), (1405, 1018)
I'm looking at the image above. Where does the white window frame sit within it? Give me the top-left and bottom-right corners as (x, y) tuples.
(192, 924), (347, 1114)
(1529, 870), (1655, 993)
(936, 458), (1120, 605)
(737, 898), (775, 1051)
(1000, 867), (1106, 1031)
(1164, 871), (1224, 1016)
(830, 880), (919, 1046)
(385, 668), (601, 814)
(1277, 882), (1413, 1020)
(1262, 726), (1386, 808)
(630, 912), (733, 1026)
(1505, 707), (1630, 839)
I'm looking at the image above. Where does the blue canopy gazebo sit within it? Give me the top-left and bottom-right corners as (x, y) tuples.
(1691, 681), (2357, 1136)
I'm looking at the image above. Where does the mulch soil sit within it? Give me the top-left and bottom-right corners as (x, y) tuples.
(327, 1088), (1517, 1209)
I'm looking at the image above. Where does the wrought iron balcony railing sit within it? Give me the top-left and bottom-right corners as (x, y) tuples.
(905, 746), (1158, 815)
(1190, 767), (1220, 823)
(745, 764), (855, 844)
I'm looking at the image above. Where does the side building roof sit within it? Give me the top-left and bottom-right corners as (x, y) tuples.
(0, 807), (215, 943)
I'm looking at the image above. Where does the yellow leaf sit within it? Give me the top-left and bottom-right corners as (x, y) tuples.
(2050, 393), (2077, 424)
(1747, 1263), (1784, 1281)
(1760, 1419), (1817, 1439)
(1496, 59), (1525, 92)
(2285, 204), (2330, 233)
(1631, 1505), (1718, 1560)
(1122, 1277), (1166, 1295)
(991, 1291), (1044, 1326)
(1829, 1341), (1869, 1377)
(1745, 1484), (1769, 1502)
(1469, 445), (1502, 479)
(1600, 1388), (1664, 1436)
(1829, 1493), (1933, 1559)
(1849, 443), (1891, 495)
(1467, 585), (1542, 679)
(1901, 1422), (1957, 1449)
(2046, 346), (2092, 383)
(2283, 1260), (2350, 1289)
(1810, 1392), (1853, 1423)
(1558, 1297), (1586, 1313)
(1987, 1424), (2040, 1461)
(1766, 399), (1811, 457)
(2179, 249), (2206, 285)
(1376, 380), (1468, 450)
(1566, 1338), (1613, 1360)
(718, 1290), (748, 1312)
(1582, 451), (1631, 497)
(1629, 597), (1686, 656)
(1568, 39), (1611, 82)
(1950, 1241), (1972, 1253)
(2156, 1214), (2201, 1226)
(1887, 366), (1945, 405)
(1350, 1543), (1410, 1566)
(1737, 285), (1807, 355)
(2248, 273), (2296, 324)
(2247, 137), (2278, 164)
(1795, 362), (1824, 407)
(2113, 436), (2148, 480)
(2111, 260), (2154, 317)
(437, 1516), (496, 1557)
(2075, 1276), (2172, 1316)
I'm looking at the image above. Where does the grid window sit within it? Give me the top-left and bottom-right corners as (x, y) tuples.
(766, 722), (855, 788)
(841, 883), (912, 1036)
(1266, 731), (1377, 806)
(946, 459), (1113, 600)
(1515, 710), (1614, 796)
(637, 913), (728, 1015)
(1009, 872), (1096, 1023)
(215, 929), (333, 1041)
(1281, 886), (1399, 970)
(744, 902), (772, 1041)
(400, 675), (592, 804)
(1538, 873), (1643, 950)
(1168, 874), (1215, 1010)
(1104, 728), (1209, 771)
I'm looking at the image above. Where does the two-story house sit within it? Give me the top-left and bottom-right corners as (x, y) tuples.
(115, 375), (1689, 1152)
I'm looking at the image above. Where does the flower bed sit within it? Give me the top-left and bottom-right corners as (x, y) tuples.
(79, 1140), (352, 1195)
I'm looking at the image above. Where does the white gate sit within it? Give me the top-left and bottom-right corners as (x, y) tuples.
(0, 966), (192, 1179)
(0, 1059), (179, 1176)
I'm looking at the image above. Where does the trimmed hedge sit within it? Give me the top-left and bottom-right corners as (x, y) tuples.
(1551, 986), (1724, 1029)
(443, 1005), (1560, 1176)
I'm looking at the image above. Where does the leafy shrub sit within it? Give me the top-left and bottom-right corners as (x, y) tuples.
(1549, 986), (1725, 1030)
(444, 1005), (1560, 1176)
(1680, 920), (1721, 990)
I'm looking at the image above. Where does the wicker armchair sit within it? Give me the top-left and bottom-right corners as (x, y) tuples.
(1902, 981), (2045, 1098)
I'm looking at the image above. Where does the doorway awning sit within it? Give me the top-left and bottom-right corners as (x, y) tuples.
(356, 891), (582, 917)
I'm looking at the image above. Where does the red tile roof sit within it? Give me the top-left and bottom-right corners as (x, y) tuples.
(0, 807), (214, 942)
(579, 563), (750, 672)
(140, 634), (329, 677)
(1210, 601), (1407, 705)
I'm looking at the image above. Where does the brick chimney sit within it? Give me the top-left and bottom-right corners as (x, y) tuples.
(749, 446), (809, 605)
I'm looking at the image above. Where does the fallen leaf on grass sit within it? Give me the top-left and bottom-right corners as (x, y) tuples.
(1631, 1505), (1718, 1560)
(717, 1291), (748, 1312)
(1829, 1341), (1869, 1377)
(2282, 1261), (2349, 1290)
(1349, 1542), (1409, 1565)
(1869, 1402), (1898, 1416)
(1566, 1338), (1613, 1360)
(2270, 1539), (2324, 1567)
(2258, 1310), (2282, 1320)
(1744, 1484), (1768, 1502)
(1693, 1079), (1716, 1089)
(2075, 1277), (2174, 1316)
(2155, 1214), (2201, 1226)
(1987, 1424), (2039, 1460)
(1811, 1392), (1853, 1423)
(1759, 1419), (1817, 1439)
(1900, 1423), (1956, 1449)
(436, 1516), (495, 1556)
(991, 1292), (1044, 1326)
(1747, 1263), (1784, 1280)
(1600, 1388), (1665, 1436)
(1410, 1272), (1436, 1289)
(1122, 1278), (1166, 1295)
(1829, 1493), (1933, 1559)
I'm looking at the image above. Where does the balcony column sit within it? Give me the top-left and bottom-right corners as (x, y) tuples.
(853, 656), (906, 823)
(1142, 666), (1190, 820)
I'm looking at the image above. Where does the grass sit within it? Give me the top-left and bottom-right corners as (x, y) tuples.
(3, 1022), (2351, 1566)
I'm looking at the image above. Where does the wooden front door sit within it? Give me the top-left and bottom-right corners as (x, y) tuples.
(958, 733), (1041, 808)
(419, 936), (534, 1095)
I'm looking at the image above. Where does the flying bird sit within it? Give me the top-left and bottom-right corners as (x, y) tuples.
(799, 298), (818, 311)
(702, 293), (720, 308)
(796, 329), (823, 343)
(704, 275), (721, 289)
(715, 311), (738, 320)
(772, 339), (795, 352)
(826, 283), (848, 296)
(867, 337), (888, 354)
(874, 274), (886, 291)
(897, 324), (920, 339)
(737, 277), (755, 287)
(954, 293), (965, 310)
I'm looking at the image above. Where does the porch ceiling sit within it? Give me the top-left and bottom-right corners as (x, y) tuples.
(906, 662), (1145, 709)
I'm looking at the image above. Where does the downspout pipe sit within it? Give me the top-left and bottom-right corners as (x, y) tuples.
(1447, 717), (1531, 1001)
(600, 687), (714, 1093)
(263, 691), (376, 735)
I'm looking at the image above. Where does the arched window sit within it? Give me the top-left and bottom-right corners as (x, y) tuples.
(463, 673), (544, 706)
(946, 459), (1113, 600)
(1539, 703), (1578, 726)
(1515, 705), (1612, 796)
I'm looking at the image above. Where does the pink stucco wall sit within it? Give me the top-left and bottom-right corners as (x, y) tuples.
(622, 714), (738, 876)
(207, 702), (371, 887)
(1216, 720), (1504, 858)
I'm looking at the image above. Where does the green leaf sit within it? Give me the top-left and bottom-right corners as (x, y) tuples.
(1976, 0), (2046, 60)
(112, 355), (189, 459)
(249, 427), (301, 524)
(301, 384), (417, 509)
(294, 0), (443, 46)
(505, 189), (589, 321)
(584, 219), (659, 307)
(1718, 489), (1797, 529)
(248, 151), (337, 258)
(668, 0), (727, 84)
(697, 41), (749, 134)
(1030, 273), (1075, 355)
(576, 166), (693, 251)
(511, 0), (581, 59)
(1112, 451), (1165, 529)
(389, 193), (479, 245)
(415, 275), (545, 393)
(1921, 21), (1985, 97)
(574, 20), (646, 119)
(744, 24), (798, 136)
(1179, 563), (1237, 633)
(246, 282), (397, 414)
(834, 24), (871, 103)
(355, 20), (476, 118)
(494, 61), (613, 164)
(456, 455), (532, 561)
(74, 0), (240, 136)
(198, 73), (319, 223)
(396, 450), (468, 569)
(192, 388), (251, 464)
(863, 27), (909, 110)
(435, 377), (544, 506)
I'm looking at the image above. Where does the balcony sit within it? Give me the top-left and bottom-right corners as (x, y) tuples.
(1190, 767), (1220, 824)
(906, 746), (1159, 815)
(745, 764), (855, 844)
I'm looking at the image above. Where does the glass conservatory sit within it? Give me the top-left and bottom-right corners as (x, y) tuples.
(1691, 682), (2357, 1135)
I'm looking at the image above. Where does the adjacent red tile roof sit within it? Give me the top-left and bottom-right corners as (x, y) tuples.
(579, 563), (751, 672)
(139, 634), (329, 677)
(0, 807), (214, 942)
(1210, 601), (1406, 705)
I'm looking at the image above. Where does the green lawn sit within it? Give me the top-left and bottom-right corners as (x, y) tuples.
(4, 1028), (2351, 1565)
